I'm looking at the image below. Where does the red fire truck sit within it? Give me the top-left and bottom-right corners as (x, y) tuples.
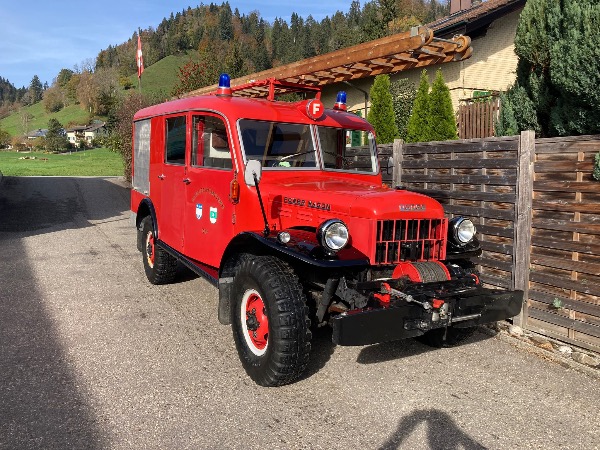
(130, 75), (522, 386)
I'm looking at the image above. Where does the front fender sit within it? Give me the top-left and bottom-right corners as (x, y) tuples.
(134, 198), (158, 252)
(217, 229), (369, 326)
(220, 229), (369, 277)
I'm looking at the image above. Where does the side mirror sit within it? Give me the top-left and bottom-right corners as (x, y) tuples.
(245, 159), (262, 186)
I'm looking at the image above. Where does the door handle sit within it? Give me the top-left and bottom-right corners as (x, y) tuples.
(158, 174), (165, 180)
(182, 178), (191, 185)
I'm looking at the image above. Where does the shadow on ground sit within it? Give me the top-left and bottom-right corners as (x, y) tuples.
(0, 176), (129, 235)
(379, 409), (486, 449)
(356, 329), (492, 365)
(0, 228), (105, 447)
(0, 177), (110, 447)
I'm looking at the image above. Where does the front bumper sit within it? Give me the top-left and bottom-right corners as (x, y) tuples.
(331, 287), (523, 346)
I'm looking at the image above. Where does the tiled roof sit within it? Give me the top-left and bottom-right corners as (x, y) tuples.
(27, 129), (47, 138)
(429, 0), (526, 33)
(85, 122), (106, 132)
(66, 126), (88, 132)
(66, 122), (105, 133)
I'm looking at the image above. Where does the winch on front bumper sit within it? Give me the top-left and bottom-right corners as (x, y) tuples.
(331, 277), (523, 346)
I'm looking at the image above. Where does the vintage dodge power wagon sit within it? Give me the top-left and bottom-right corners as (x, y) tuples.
(130, 75), (523, 386)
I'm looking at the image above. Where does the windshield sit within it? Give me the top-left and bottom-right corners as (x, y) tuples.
(239, 120), (316, 169)
(317, 126), (377, 174)
(239, 119), (377, 174)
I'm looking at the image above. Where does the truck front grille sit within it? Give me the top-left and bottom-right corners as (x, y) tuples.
(375, 219), (447, 264)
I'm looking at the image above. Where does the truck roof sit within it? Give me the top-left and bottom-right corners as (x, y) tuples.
(133, 94), (374, 131)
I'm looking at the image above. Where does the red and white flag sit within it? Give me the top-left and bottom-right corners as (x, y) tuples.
(137, 34), (144, 78)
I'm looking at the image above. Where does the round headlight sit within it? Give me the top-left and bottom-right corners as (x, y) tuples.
(452, 217), (476, 244)
(317, 219), (349, 252)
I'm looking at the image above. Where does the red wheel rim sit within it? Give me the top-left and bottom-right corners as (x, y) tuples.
(241, 289), (268, 355)
(145, 232), (155, 267)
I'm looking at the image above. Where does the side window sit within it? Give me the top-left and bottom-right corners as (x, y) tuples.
(165, 116), (186, 165)
(192, 115), (232, 169)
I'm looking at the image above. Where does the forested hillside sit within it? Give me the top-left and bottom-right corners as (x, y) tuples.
(97, 0), (448, 90)
(1, 0), (448, 142)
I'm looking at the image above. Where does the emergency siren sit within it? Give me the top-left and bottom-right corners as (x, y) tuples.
(216, 73), (232, 97)
(333, 91), (347, 111)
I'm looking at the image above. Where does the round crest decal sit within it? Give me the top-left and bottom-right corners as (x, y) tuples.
(305, 99), (324, 120)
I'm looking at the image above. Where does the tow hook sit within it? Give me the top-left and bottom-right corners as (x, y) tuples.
(432, 301), (449, 322)
(377, 283), (432, 311)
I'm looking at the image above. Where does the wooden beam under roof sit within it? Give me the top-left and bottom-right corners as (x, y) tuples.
(181, 27), (472, 98)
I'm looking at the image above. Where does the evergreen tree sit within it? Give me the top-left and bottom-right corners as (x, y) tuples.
(495, 85), (540, 136)
(390, 78), (416, 141)
(406, 70), (431, 142)
(27, 75), (44, 105)
(497, 0), (600, 137)
(56, 69), (74, 88)
(45, 118), (68, 152)
(0, 126), (10, 148)
(428, 69), (457, 141)
(367, 74), (398, 144)
(225, 40), (245, 79)
(218, 2), (234, 41)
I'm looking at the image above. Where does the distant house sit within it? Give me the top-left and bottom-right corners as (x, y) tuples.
(427, 0), (526, 108)
(83, 122), (107, 144)
(66, 126), (87, 146)
(320, 0), (527, 138)
(26, 129), (48, 140)
(66, 122), (107, 147)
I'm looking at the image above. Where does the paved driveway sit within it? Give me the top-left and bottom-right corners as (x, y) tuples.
(1, 176), (599, 449)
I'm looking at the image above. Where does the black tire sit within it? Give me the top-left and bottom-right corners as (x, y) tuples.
(140, 216), (177, 285)
(418, 326), (477, 348)
(231, 255), (311, 387)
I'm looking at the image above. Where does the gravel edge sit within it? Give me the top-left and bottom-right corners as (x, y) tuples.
(481, 322), (600, 381)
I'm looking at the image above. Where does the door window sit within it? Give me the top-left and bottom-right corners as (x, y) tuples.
(192, 115), (232, 169)
(165, 116), (187, 165)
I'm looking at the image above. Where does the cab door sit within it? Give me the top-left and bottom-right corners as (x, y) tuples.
(157, 114), (188, 252)
(183, 113), (235, 268)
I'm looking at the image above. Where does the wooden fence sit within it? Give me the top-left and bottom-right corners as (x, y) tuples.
(377, 133), (600, 353)
(457, 96), (500, 139)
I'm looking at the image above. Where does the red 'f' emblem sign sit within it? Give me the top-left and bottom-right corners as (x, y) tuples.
(306, 99), (324, 120)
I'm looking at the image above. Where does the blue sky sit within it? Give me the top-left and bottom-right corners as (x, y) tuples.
(0, 1), (351, 89)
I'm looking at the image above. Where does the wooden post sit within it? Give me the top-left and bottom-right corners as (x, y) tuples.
(512, 130), (535, 327)
(392, 139), (403, 187)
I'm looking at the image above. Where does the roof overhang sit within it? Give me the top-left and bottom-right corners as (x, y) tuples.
(182, 26), (472, 99)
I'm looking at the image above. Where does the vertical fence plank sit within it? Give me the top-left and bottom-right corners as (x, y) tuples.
(392, 139), (403, 187)
(512, 130), (535, 326)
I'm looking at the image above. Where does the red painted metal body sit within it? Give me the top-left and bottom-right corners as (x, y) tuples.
(130, 78), (524, 355)
(130, 89), (447, 271)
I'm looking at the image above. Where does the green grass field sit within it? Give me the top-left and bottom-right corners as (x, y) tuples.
(128, 51), (197, 99)
(0, 147), (124, 177)
(0, 103), (91, 137)
(1, 51), (196, 139)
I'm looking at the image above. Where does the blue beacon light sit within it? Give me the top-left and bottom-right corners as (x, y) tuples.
(217, 73), (232, 96)
(334, 91), (347, 111)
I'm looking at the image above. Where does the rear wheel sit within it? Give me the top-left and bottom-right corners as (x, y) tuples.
(140, 216), (177, 285)
(231, 255), (311, 386)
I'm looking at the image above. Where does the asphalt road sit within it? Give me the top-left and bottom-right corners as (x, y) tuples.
(0, 176), (599, 450)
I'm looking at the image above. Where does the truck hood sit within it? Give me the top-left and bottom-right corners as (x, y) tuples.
(264, 177), (444, 220)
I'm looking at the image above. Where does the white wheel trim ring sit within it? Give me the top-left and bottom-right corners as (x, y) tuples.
(240, 288), (268, 356)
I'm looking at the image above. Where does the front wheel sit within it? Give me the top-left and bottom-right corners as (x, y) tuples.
(231, 256), (311, 386)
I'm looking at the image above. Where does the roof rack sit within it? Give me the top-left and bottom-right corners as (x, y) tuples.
(210, 78), (321, 101)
